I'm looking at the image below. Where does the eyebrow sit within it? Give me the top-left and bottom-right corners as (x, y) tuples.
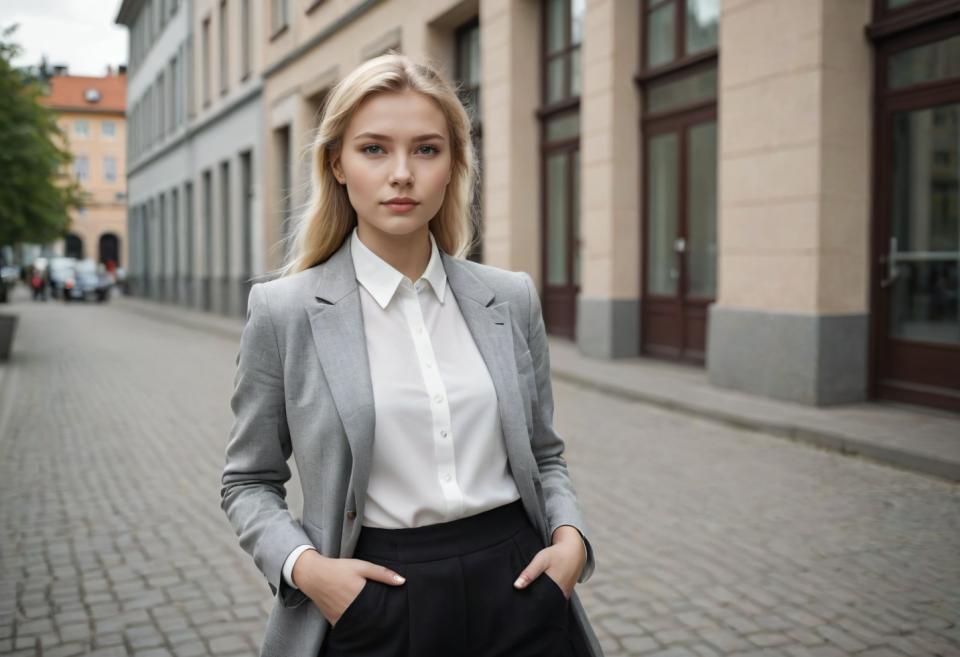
(352, 131), (446, 142)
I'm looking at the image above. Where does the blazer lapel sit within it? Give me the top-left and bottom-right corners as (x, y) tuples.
(304, 236), (376, 515)
(440, 250), (535, 482)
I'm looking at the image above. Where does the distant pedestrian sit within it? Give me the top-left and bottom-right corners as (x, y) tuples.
(220, 53), (602, 657)
(30, 268), (46, 301)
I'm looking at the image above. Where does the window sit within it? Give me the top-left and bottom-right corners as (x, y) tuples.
(101, 121), (116, 138)
(202, 169), (213, 309)
(157, 71), (166, 138)
(539, 0), (583, 336)
(241, 0), (252, 79)
(184, 181), (194, 278)
(104, 156), (117, 182)
(74, 120), (89, 138)
(221, 160), (231, 281)
(240, 151), (253, 277)
(202, 17), (211, 106)
(271, 0), (289, 37)
(456, 18), (481, 125)
(643, 0), (719, 71)
(455, 16), (483, 263)
(544, 0), (584, 105)
(74, 156), (89, 182)
(219, 0), (229, 95)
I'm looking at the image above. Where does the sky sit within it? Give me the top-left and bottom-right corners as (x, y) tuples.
(6, 0), (127, 77)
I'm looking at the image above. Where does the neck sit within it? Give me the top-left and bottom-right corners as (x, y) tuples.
(356, 221), (432, 282)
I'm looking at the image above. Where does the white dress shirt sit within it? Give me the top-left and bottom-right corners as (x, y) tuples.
(283, 226), (584, 589)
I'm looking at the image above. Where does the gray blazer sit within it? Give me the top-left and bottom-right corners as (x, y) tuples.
(221, 233), (602, 657)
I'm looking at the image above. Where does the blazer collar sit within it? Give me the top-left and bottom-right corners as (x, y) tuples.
(311, 227), (495, 308)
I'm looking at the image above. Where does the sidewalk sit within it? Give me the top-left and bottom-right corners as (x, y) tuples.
(112, 293), (960, 484)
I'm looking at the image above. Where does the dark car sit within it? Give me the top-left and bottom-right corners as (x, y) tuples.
(63, 260), (112, 302)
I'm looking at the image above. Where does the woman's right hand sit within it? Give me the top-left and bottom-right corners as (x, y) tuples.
(291, 550), (406, 626)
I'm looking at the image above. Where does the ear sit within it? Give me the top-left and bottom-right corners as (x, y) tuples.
(329, 152), (344, 183)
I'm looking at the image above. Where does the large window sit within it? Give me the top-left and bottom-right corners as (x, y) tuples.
(643, 0), (719, 71)
(539, 0), (584, 338)
(638, 0), (718, 363)
(456, 16), (483, 263)
(543, 0), (584, 106)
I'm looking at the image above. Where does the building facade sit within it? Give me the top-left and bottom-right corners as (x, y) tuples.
(39, 69), (128, 269)
(119, 0), (960, 414)
(117, 0), (264, 317)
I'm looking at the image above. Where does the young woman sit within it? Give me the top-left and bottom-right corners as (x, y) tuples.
(221, 53), (603, 657)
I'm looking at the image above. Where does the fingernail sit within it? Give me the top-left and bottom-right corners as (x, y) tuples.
(514, 576), (527, 588)
(393, 575), (405, 584)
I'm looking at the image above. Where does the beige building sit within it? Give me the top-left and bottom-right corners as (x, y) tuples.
(261, 0), (960, 414)
(39, 69), (128, 270)
(121, 0), (959, 415)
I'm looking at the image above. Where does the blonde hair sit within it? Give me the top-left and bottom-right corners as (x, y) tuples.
(268, 52), (480, 279)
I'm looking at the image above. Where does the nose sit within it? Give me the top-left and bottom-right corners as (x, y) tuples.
(389, 154), (413, 185)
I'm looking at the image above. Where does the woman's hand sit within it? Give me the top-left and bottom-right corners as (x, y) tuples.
(292, 550), (406, 626)
(513, 527), (586, 600)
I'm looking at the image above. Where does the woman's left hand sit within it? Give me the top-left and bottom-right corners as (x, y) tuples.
(513, 528), (586, 600)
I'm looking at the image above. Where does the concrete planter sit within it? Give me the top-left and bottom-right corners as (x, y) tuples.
(0, 313), (17, 361)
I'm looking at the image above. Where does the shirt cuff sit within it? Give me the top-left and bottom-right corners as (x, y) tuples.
(282, 544), (317, 589)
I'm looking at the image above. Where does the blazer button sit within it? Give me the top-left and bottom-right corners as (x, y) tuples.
(346, 510), (357, 520)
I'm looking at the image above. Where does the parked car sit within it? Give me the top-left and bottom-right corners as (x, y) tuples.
(63, 260), (112, 302)
(48, 257), (77, 299)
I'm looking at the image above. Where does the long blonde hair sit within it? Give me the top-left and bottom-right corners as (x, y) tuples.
(269, 52), (480, 279)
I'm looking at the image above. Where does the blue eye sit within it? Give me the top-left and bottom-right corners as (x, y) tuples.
(418, 145), (439, 155)
(362, 144), (384, 155)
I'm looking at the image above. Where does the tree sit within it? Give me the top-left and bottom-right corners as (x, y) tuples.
(0, 24), (85, 251)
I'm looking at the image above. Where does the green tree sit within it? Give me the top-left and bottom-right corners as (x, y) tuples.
(0, 24), (85, 250)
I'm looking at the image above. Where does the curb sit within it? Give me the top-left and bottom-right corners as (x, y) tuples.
(551, 369), (960, 484)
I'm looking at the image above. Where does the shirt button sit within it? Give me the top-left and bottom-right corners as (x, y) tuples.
(434, 393), (443, 403)
(443, 473), (452, 482)
(416, 326), (423, 334)
(425, 361), (432, 369)
(440, 429), (448, 437)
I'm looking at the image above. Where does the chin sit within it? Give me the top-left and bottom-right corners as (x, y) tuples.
(369, 214), (430, 235)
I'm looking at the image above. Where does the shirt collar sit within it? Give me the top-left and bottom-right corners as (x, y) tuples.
(350, 225), (447, 309)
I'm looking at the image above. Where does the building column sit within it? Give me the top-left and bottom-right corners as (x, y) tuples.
(576, 0), (641, 358)
(707, 0), (872, 405)
(479, 0), (540, 273)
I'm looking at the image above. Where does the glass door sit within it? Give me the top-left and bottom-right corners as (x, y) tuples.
(873, 27), (960, 412)
(642, 110), (717, 362)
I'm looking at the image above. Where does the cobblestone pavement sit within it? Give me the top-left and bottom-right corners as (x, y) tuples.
(0, 290), (958, 657)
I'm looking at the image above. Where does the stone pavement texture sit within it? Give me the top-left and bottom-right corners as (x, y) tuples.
(0, 284), (958, 657)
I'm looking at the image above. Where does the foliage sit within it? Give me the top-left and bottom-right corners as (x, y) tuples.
(0, 24), (85, 248)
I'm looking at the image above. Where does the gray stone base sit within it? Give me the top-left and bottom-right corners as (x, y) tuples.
(707, 305), (868, 406)
(575, 297), (641, 358)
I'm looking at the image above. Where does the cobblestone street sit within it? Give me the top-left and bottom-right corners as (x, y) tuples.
(0, 291), (958, 657)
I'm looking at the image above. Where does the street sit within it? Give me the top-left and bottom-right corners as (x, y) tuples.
(0, 289), (958, 657)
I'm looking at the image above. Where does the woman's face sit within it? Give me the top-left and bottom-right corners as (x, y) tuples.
(332, 88), (453, 239)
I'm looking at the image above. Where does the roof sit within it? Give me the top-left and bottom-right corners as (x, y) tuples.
(38, 73), (126, 115)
